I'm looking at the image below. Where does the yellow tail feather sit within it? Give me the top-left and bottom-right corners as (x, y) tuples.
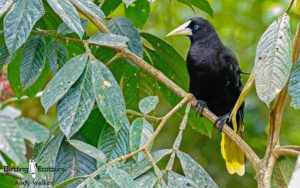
(221, 131), (245, 176)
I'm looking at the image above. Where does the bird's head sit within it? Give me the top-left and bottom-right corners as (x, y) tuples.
(166, 17), (216, 42)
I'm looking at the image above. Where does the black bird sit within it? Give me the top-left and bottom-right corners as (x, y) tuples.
(167, 17), (245, 176)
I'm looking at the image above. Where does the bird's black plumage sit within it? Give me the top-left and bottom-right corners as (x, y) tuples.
(186, 17), (244, 128)
(167, 17), (246, 175)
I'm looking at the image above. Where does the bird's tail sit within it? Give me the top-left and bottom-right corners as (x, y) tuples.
(220, 126), (245, 176)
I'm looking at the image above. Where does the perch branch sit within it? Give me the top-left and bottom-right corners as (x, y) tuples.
(73, 5), (261, 171)
(77, 95), (191, 188)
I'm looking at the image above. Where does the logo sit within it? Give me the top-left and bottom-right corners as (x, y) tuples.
(28, 159), (37, 179)
(2, 159), (67, 186)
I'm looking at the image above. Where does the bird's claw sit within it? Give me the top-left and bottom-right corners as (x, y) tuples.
(214, 113), (230, 132)
(195, 100), (207, 117)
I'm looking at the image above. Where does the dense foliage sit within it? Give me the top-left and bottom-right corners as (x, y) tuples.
(0, 0), (300, 188)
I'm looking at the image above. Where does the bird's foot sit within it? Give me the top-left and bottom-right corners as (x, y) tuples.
(214, 113), (230, 132)
(195, 100), (207, 117)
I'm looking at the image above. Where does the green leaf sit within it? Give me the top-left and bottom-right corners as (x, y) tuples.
(79, 108), (106, 147)
(91, 60), (129, 131)
(138, 96), (159, 114)
(0, 116), (26, 163)
(108, 167), (137, 188)
(189, 113), (213, 137)
(54, 176), (84, 188)
(129, 118), (153, 161)
(7, 50), (24, 98)
(54, 138), (97, 187)
(124, 149), (172, 178)
(0, 44), (14, 65)
(288, 60), (300, 109)
(101, 0), (122, 16)
(57, 63), (94, 138)
(176, 0), (213, 16)
(167, 171), (197, 188)
(98, 123), (130, 161)
(16, 117), (49, 144)
(0, 0), (13, 17)
(68, 140), (106, 163)
(273, 157), (294, 188)
(24, 61), (50, 97)
(69, 0), (105, 21)
(20, 36), (46, 89)
(4, 0), (44, 53)
(125, 0), (150, 28)
(57, 18), (88, 36)
(47, 40), (67, 74)
(47, 0), (84, 38)
(123, 0), (137, 7)
(34, 133), (64, 182)
(254, 13), (292, 107)
(134, 173), (157, 188)
(87, 179), (105, 188)
(141, 33), (188, 90)
(108, 17), (143, 58)
(41, 54), (88, 112)
(102, 51), (159, 111)
(88, 33), (129, 47)
(177, 151), (218, 188)
(0, 174), (18, 188)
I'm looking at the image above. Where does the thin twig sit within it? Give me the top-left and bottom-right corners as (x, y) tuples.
(32, 30), (84, 43)
(77, 95), (191, 188)
(99, 0), (106, 8)
(0, 91), (43, 109)
(286, 0), (295, 13)
(126, 109), (163, 121)
(105, 53), (124, 66)
(143, 148), (167, 186)
(273, 148), (300, 157)
(166, 102), (191, 171)
(278, 145), (300, 151)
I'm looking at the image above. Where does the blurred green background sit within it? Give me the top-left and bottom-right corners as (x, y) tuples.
(13, 0), (300, 187)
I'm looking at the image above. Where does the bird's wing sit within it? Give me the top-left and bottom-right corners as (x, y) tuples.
(219, 48), (244, 122)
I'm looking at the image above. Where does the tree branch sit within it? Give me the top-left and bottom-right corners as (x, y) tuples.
(273, 148), (300, 157)
(73, 5), (261, 171)
(279, 145), (300, 151)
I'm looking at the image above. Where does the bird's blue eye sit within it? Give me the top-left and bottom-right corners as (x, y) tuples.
(193, 24), (200, 30)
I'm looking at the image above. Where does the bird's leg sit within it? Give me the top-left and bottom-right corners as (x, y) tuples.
(214, 113), (230, 132)
(195, 100), (207, 117)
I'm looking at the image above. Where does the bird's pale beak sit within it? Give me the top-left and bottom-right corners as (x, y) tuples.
(166, 20), (192, 37)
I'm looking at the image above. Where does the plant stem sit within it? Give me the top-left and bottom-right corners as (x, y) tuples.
(166, 102), (191, 171)
(76, 95), (191, 188)
(126, 109), (163, 121)
(143, 148), (167, 186)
